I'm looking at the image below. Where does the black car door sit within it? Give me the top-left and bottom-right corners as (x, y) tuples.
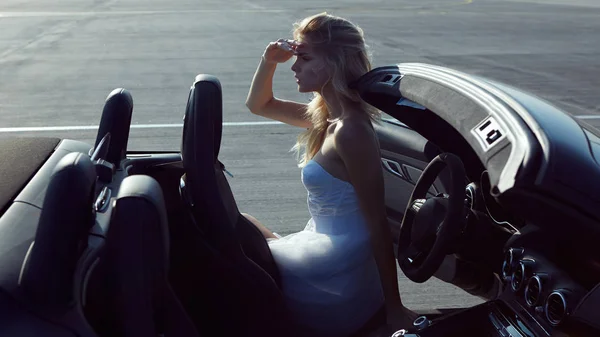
(375, 117), (449, 246)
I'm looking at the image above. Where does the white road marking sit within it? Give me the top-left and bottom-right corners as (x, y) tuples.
(0, 0), (473, 18)
(574, 115), (600, 120)
(1, 115), (599, 133)
(0, 9), (287, 18)
(0, 121), (284, 133)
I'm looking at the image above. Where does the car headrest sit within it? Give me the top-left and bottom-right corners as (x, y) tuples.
(181, 74), (223, 166)
(20, 152), (97, 306)
(110, 174), (170, 270)
(95, 88), (134, 168)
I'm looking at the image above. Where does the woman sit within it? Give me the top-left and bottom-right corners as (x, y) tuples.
(245, 12), (416, 337)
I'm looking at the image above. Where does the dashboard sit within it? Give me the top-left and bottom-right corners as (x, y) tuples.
(406, 240), (597, 337)
(442, 171), (598, 337)
(464, 171), (524, 230)
(351, 62), (600, 337)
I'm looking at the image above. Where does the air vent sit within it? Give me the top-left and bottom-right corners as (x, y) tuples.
(545, 291), (567, 326)
(512, 259), (535, 292)
(502, 248), (524, 282)
(511, 265), (524, 292)
(381, 74), (402, 84)
(502, 252), (513, 281)
(525, 276), (542, 307)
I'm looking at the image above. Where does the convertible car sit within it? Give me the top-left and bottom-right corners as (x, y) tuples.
(0, 62), (599, 337)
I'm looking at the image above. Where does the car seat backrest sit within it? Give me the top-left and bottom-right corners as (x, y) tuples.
(179, 73), (281, 284)
(97, 174), (198, 337)
(171, 74), (297, 336)
(180, 75), (238, 241)
(20, 152), (96, 306)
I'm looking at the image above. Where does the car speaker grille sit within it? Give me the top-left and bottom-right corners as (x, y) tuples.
(525, 276), (541, 307)
(545, 292), (567, 326)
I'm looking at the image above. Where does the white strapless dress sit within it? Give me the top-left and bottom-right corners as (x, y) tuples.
(267, 159), (384, 337)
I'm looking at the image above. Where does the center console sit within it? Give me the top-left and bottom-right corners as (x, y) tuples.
(390, 301), (536, 337)
(387, 245), (596, 337)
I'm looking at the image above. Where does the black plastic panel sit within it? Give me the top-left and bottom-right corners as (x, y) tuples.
(375, 120), (440, 162)
(0, 289), (76, 337)
(0, 202), (41, 292)
(572, 283), (600, 331)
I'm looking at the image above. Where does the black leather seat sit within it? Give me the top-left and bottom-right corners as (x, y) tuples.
(95, 174), (199, 337)
(18, 152), (99, 336)
(169, 74), (294, 336)
(180, 74), (281, 283)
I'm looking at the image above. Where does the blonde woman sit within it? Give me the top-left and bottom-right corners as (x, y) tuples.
(245, 12), (416, 337)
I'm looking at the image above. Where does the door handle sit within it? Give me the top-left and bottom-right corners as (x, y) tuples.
(381, 158), (405, 179)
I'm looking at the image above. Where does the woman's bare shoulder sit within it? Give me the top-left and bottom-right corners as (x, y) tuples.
(333, 117), (376, 149)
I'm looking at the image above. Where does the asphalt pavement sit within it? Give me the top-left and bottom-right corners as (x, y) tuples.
(1, 0), (599, 310)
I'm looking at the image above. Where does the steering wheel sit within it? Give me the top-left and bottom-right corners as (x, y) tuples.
(397, 152), (466, 283)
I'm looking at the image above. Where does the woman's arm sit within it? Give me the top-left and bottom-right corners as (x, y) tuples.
(245, 40), (311, 128)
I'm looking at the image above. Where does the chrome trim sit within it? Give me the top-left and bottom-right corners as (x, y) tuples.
(525, 275), (542, 307)
(502, 249), (515, 280)
(502, 260), (512, 282)
(514, 258), (535, 291)
(94, 187), (112, 213)
(515, 301), (551, 336)
(465, 184), (476, 209)
(413, 316), (431, 330)
(410, 199), (426, 213)
(511, 261), (526, 292)
(179, 176), (193, 207)
(391, 330), (407, 337)
(381, 158), (405, 179)
(520, 260), (527, 280)
(18, 241), (35, 286)
(505, 325), (525, 337)
(545, 291), (567, 326)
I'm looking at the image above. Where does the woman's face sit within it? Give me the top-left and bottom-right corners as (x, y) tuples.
(290, 42), (330, 93)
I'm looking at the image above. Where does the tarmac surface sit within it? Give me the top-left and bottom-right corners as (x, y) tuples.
(1, 0), (599, 310)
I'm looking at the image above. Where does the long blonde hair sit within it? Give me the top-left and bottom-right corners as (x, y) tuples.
(291, 12), (380, 167)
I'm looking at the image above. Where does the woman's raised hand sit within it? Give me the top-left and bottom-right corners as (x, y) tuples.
(262, 39), (300, 64)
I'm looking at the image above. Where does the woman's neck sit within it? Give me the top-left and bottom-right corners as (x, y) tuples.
(320, 85), (357, 121)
